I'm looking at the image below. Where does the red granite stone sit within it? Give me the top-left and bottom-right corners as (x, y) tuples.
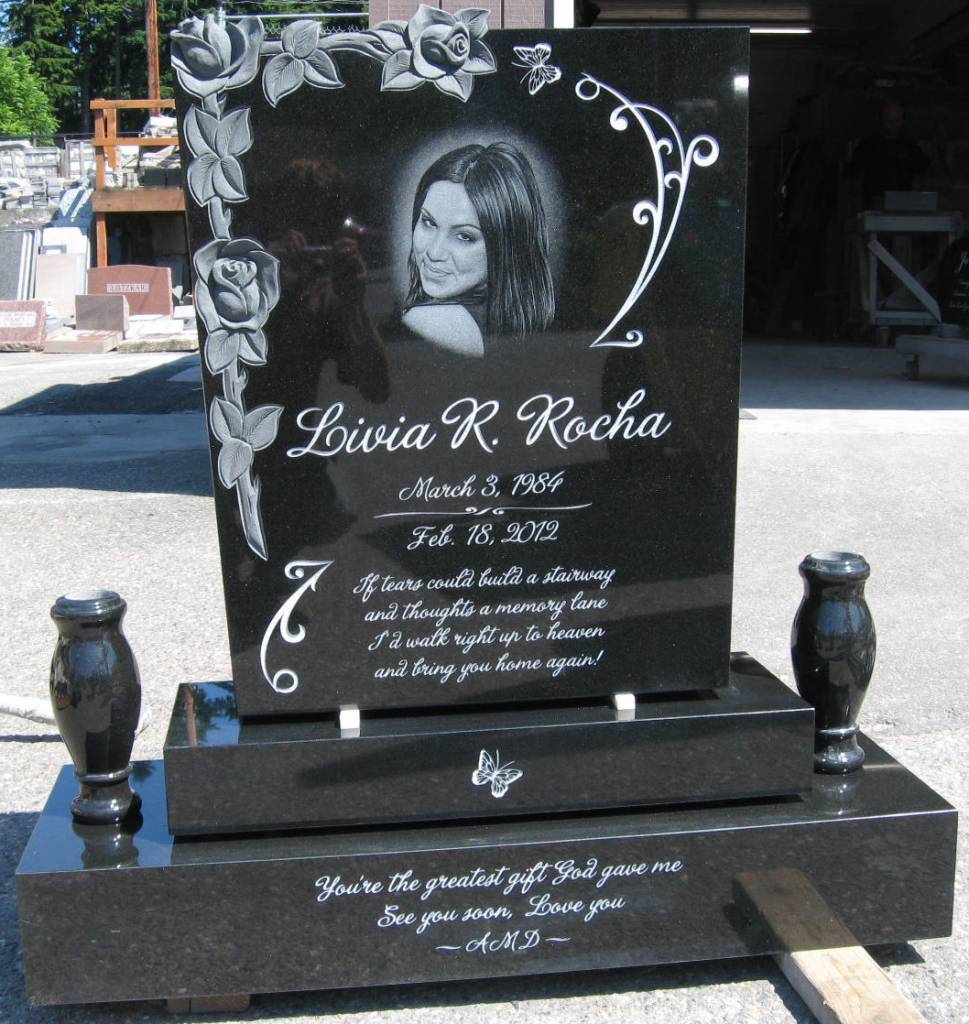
(87, 265), (173, 316)
(0, 300), (45, 351)
(44, 329), (120, 354)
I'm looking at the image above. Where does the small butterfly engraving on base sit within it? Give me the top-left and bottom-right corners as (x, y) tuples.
(471, 749), (523, 799)
(512, 44), (562, 95)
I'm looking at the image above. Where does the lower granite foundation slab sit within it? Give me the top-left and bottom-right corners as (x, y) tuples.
(16, 737), (956, 1007)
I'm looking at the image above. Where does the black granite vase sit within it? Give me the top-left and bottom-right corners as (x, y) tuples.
(791, 552), (876, 774)
(49, 590), (142, 823)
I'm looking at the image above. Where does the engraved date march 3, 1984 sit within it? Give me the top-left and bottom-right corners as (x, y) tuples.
(398, 471), (566, 503)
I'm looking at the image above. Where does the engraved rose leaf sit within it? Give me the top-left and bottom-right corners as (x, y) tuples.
(210, 396), (244, 442)
(433, 70), (473, 102)
(204, 329), (238, 373)
(281, 19), (320, 60)
(381, 50), (423, 92)
(194, 279), (221, 333)
(244, 405), (283, 451)
(218, 437), (254, 488)
(237, 328), (267, 365)
(187, 153), (220, 204)
(196, 107), (222, 150)
(213, 157), (248, 202)
(371, 24), (408, 53)
(183, 106), (212, 156)
(215, 108), (253, 157)
(263, 52), (306, 107)
(303, 49), (342, 89)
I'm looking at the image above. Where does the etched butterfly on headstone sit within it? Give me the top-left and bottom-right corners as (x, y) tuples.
(512, 44), (562, 95)
(471, 749), (523, 798)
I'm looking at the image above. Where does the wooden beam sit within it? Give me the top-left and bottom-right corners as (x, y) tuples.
(92, 189), (186, 213)
(106, 108), (119, 171)
(735, 869), (928, 1024)
(89, 97), (176, 109)
(779, 946), (927, 1024)
(93, 109), (107, 190)
(145, 0), (161, 111)
(96, 136), (179, 148)
(95, 213), (108, 268)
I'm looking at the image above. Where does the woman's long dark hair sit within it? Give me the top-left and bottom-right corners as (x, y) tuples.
(405, 143), (555, 336)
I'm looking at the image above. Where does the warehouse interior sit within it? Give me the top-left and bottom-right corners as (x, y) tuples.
(582, 1), (969, 343)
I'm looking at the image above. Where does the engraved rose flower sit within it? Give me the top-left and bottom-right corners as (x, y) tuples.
(171, 15), (264, 99)
(377, 6), (496, 102)
(194, 237), (280, 373)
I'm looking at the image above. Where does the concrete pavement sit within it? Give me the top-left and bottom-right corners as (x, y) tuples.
(0, 341), (966, 1022)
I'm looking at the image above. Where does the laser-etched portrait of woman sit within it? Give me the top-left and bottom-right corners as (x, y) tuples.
(402, 142), (555, 357)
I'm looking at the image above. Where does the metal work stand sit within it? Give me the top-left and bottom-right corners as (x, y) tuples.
(849, 210), (963, 344)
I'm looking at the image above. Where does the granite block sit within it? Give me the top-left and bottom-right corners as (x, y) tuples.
(175, 27), (750, 716)
(17, 738), (956, 1006)
(88, 264), (173, 316)
(75, 293), (129, 334)
(34, 252), (86, 318)
(0, 299), (45, 350)
(0, 229), (38, 300)
(164, 655), (815, 835)
(44, 329), (120, 354)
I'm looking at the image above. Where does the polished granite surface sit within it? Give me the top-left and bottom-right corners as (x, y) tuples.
(175, 26), (749, 715)
(163, 654), (814, 834)
(17, 738), (956, 1005)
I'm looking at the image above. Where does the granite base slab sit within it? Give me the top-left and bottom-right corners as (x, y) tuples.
(164, 655), (814, 835)
(16, 738), (956, 1006)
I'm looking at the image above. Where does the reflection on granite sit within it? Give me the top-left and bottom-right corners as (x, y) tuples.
(73, 814), (142, 870)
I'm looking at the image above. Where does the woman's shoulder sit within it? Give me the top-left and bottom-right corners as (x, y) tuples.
(402, 303), (484, 358)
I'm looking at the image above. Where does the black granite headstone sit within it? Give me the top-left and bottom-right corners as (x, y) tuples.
(13, 21), (958, 1010)
(175, 20), (748, 717)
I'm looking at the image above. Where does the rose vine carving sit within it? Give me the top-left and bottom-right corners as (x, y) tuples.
(172, 9), (496, 560)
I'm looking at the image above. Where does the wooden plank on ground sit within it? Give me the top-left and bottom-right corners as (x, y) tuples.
(736, 868), (927, 1024)
(779, 945), (926, 1024)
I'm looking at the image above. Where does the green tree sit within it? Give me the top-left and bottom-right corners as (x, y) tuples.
(0, 47), (58, 135)
(3, 1), (363, 134)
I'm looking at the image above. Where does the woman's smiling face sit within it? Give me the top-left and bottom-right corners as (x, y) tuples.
(413, 180), (488, 301)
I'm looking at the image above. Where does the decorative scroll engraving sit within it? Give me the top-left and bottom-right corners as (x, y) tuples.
(575, 74), (720, 348)
(260, 561), (333, 693)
